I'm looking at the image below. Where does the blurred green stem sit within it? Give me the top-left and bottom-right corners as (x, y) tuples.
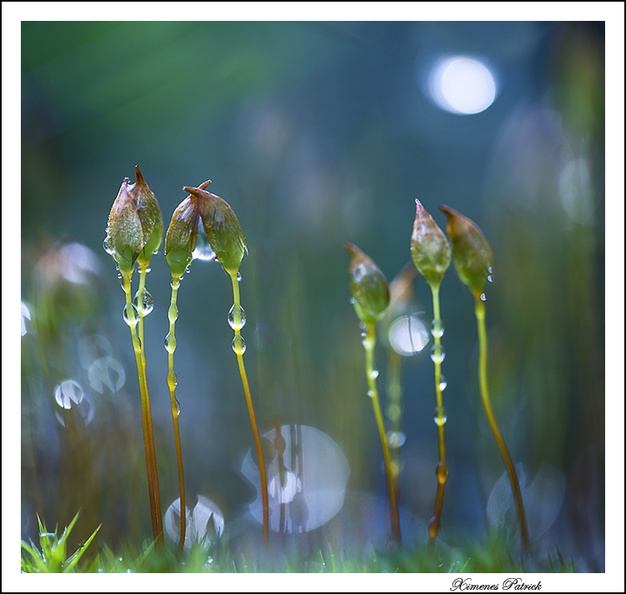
(228, 269), (269, 544)
(474, 298), (529, 548)
(165, 274), (187, 553)
(121, 271), (163, 545)
(363, 321), (401, 544)
(428, 282), (448, 542)
(386, 347), (403, 492)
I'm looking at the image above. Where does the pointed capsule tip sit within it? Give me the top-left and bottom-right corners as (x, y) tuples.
(198, 180), (212, 190)
(438, 204), (454, 218)
(134, 165), (146, 186)
(343, 242), (358, 256)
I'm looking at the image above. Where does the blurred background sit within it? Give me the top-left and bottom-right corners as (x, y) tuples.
(20, 19), (606, 569)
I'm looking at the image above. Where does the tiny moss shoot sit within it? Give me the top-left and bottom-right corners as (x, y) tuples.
(410, 199), (452, 542)
(440, 204), (529, 549)
(104, 166), (163, 545)
(344, 243), (401, 545)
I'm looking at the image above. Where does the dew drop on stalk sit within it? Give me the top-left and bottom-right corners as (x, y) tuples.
(367, 389), (374, 398)
(232, 335), (246, 355)
(164, 332), (177, 353)
(480, 292), (487, 301)
(228, 304), (247, 330)
(438, 375), (447, 391)
(237, 271), (242, 282)
(436, 461), (448, 484)
(431, 319), (445, 338)
(430, 344), (446, 364)
(134, 289), (154, 316)
(369, 368), (379, 380)
(433, 406), (448, 426)
(168, 303), (179, 324)
(175, 399), (181, 416)
(123, 303), (138, 327)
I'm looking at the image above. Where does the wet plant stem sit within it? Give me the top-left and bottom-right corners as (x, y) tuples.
(428, 282), (448, 542)
(363, 321), (401, 545)
(228, 270), (269, 544)
(474, 298), (529, 549)
(386, 348), (403, 492)
(121, 272), (163, 545)
(166, 275), (186, 553)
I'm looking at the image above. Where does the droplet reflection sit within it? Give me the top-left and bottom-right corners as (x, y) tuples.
(241, 424), (350, 533)
(388, 315), (429, 356)
(164, 495), (225, 550)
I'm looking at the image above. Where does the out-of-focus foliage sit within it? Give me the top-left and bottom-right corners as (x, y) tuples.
(21, 21), (605, 571)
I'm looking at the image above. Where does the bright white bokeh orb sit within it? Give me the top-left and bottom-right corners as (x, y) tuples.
(428, 55), (497, 115)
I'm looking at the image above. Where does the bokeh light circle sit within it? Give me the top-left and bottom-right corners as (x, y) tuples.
(428, 55), (497, 115)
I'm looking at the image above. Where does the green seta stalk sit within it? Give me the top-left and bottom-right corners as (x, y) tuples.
(345, 242), (402, 545)
(440, 204), (529, 549)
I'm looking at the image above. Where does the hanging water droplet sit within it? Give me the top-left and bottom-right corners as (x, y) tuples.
(431, 319), (445, 338)
(438, 375), (447, 392)
(164, 332), (177, 353)
(175, 398), (181, 416)
(361, 334), (374, 349)
(168, 303), (179, 324)
(134, 289), (154, 316)
(168, 370), (178, 390)
(103, 236), (114, 255)
(236, 271), (242, 282)
(192, 237), (216, 262)
(387, 431), (406, 448)
(228, 304), (247, 330)
(430, 344), (446, 364)
(433, 406), (447, 426)
(480, 293), (487, 301)
(232, 335), (246, 355)
(369, 368), (379, 380)
(123, 304), (138, 327)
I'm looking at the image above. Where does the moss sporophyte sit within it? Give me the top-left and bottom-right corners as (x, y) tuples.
(104, 166), (164, 544)
(344, 243), (401, 545)
(440, 205), (529, 549)
(165, 181), (269, 545)
(102, 165), (530, 556)
(410, 199), (451, 542)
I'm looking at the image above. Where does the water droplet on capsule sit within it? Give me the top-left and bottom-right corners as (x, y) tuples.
(103, 236), (114, 255)
(232, 335), (246, 355)
(430, 344), (446, 364)
(228, 304), (247, 330)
